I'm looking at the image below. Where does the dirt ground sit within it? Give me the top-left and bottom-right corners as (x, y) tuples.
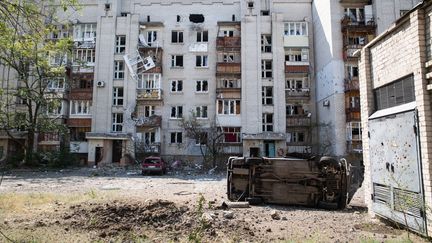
(0, 166), (428, 242)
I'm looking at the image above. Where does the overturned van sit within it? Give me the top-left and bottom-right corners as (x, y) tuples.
(227, 156), (363, 209)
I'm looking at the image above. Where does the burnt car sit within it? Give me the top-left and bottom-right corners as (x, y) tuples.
(227, 156), (362, 209)
(141, 156), (167, 175)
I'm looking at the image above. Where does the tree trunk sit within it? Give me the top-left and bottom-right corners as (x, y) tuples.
(25, 130), (35, 164)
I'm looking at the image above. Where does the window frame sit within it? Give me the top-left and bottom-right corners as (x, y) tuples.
(113, 87), (124, 106)
(115, 35), (126, 54)
(261, 35), (272, 53)
(262, 86), (273, 105)
(195, 55), (208, 68)
(170, 80), (183, 93)
(195, 80), (208, 93)
(114, 60), (125, 79)
(170, 132), (183, 144)
(170, 106), (183, 119)
(171, 55), (184, 68)
(284, 22), (308, 36)
(171, 30), (184, 44)
(195, 106), (208, 119)
(262, 113), (274, 132)
(261, 60), (272, 78)
(217, 99), (240, 115)
(112, 113), (124, 132)
(197, 30), (208, 42)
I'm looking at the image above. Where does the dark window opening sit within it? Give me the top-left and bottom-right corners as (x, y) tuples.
(261, 10), (269, 16)
(248, 2), (254, 8)
(189, 14), (205, 23)
(177, 15), (181, 22)
(232, 14), (236, 21)
(104, 3), (111, 11)
(147, 15), (151, 22)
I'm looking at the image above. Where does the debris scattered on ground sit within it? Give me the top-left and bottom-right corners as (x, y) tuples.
(223, 211), (234, 219)
(270, 210), (281, 220)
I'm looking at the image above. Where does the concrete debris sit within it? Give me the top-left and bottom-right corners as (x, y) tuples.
(223, 201), (250, 209)
(223, 211), (234, 219)
(270, 210), (281, 220)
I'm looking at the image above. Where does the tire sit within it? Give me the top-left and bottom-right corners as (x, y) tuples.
(318, 156), (341, 170)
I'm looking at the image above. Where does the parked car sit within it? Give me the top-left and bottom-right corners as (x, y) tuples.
(141, 156), (166, 175)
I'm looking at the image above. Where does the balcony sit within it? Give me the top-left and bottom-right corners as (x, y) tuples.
(344, 78), (359, 92)
(137, 89), (162, 100)
(134, 115), (162, 127)
(216, 37), (241, 50)
(283, 35), (309, 48)
(216, 63), (241, 76)
(343, 45), (362, 60)
(68, 88), (93, 100)
(136, 143), (161, 154)
(221, 144), (243, 155)
(345, 110), (361, 122)
(285, 62), (309, 74)
(285, 88), (310, 98)
(341, 16), (376, 33)
(286, 115), (311, 127)
(67, 118), (91, 127)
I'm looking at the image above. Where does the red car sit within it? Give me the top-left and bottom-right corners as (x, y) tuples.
(141, 156), (167, 175)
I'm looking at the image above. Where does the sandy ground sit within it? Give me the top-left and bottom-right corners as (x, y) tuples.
(0, 166), (428, 242)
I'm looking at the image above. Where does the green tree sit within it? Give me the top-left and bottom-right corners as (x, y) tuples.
(0, 0), (78, 164)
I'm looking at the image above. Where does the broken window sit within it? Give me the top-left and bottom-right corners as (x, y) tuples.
(146, 31), (157, 46)
(261, 60), (272, 78)
(70, 127), (90, 141)
(262, 86), (273, 105)
(171, 55), (183, 67)
(171, 80), (183, 92)
(286, 79), (308, 91)
(115, 35), (126, 54)
(196, 55), (208, 67)
(288, 132), (305, 143)
(113, 87), (124, 106)
(346, 65), (359, 79)
(348, 36), (365, 45)
(284, 22), (308, 36)
(170, 106), (183, 119)
(114, 61), (125, 79)
(112, 113), (123, 132)
(196, 80), (208, 92)
(137, 73), (160, 90)
(221, 127), (241, 143)
(47, 78), (65, 91)
(197, 30), (208, 42)
(143, 105), (155, 117)
(74, 49), (95, 65)
(286, 104), (305, 116)
(261, 35), (272, 53)
(223, 54), (235, 63)
(171, 30), (184, 43)
(196, 106), (208, 119)
(70, 100), (91, 115)
(217, 100), (240, 115)
(195, 132), (208, 145)
(219, 79), (240, 89)
(346, 122), (362, 141)
(223, 30), (234, 37)
(262, 113), (273, 132)
(170, 132), (182, 144)
(285, 48), (309, 62)
(142, 131), (156, 144)
(345, 8), (365, 23)
(189, 14), (205, 23)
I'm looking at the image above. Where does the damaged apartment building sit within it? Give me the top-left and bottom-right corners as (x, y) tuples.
(0, 0), (421, 165)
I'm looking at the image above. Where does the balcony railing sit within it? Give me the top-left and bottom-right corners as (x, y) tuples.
(341, 15), (376, 31)
(216, 37), (241, 49)
(285, 62), (309, 74)
(345, 78), (359, 92)
(285, 88), (310, 97)
(286, 116), (311, 127)
(134, 115), (162, 127)
(216, 63), (241, 75)
(137, 89), (162, 100)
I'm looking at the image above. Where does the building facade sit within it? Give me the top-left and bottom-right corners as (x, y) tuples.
(359, 0), (432, 235)
(313, 0), (420, 156)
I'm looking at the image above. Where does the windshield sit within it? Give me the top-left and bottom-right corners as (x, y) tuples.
(144, 159), (160, 164)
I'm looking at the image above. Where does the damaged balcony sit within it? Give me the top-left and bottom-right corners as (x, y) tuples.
(133, 115), (162, 128)
(216, 36), (241, 51)
(136, 73), (162, 101)
(285, 62), (309, 74)
(216, 63), (241, 76)
(345, 78), (359, 92)
(72, 48), (95, 73)
(286, 115), (311, 127)
(285, 88), (310, 98)
(73, 23), (96, 48)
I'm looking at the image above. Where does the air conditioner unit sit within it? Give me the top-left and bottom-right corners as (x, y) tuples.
(96, 81), (105, 87)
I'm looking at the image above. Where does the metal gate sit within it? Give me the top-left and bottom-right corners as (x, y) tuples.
(369, 107), (426, 234)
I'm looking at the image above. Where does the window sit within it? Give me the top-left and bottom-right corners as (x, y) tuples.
(171, 80), (183, 92)
(143, 105), (155, 117)
(348, 36), (365, 45)
(137, 73), (160, 90)
(113, 87), (124, 106)
(346, 122), (362, 141)
(196, 55), (208, 67)
(46, 101), (63, 115)
(285, 48), (309, 62)
(170, 106), (183, 119)
(374, 75), (415, 111)
(261, 60), (272, 78)
(223, 30), (234, 37)
(74, 49), (95, 65)
(261, 35), (271, 53)
(196, 106), (208, 118)
(262, 113), (273, 132)
(197, 30), (208, 42)
(171, 30), (184, 43)
(223, 54), (235, 63)
(70, 127), (90, 141)
(217, 100), (240, 115)
(219, 79), (240, 89)
(115, 35), (126, 54)
(196, 80), (208, 92)
(349, 96), (360, 109)
(248, 1), (254, 8)
(286, 79), (308, 90)
(346, 65), (359, 79)
(171, 55), (183, 67)
(262, 87), (273, 105)
(47, 78), (65, 91)
(288, 132), (305, 143)
(345, 8), (365, 23)
(286, 104), (305, 116)
(114, 61), (125, 79)
(141, 132), (156, 144)
(73, 23), (96, 42)
(284, 22), (308, 36)
(195, 132), (208, 145)
(222, 127), (241, 143)
(146, 31), (157, 46)
(70, 100), (91, 115)
(170, 132), (183, 144)
(112, 113), (123, 132)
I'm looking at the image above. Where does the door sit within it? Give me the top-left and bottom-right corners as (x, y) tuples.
(112, 140), (122, 163)
(369, 110), (426, 234)
(264, 141), (275, 157)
